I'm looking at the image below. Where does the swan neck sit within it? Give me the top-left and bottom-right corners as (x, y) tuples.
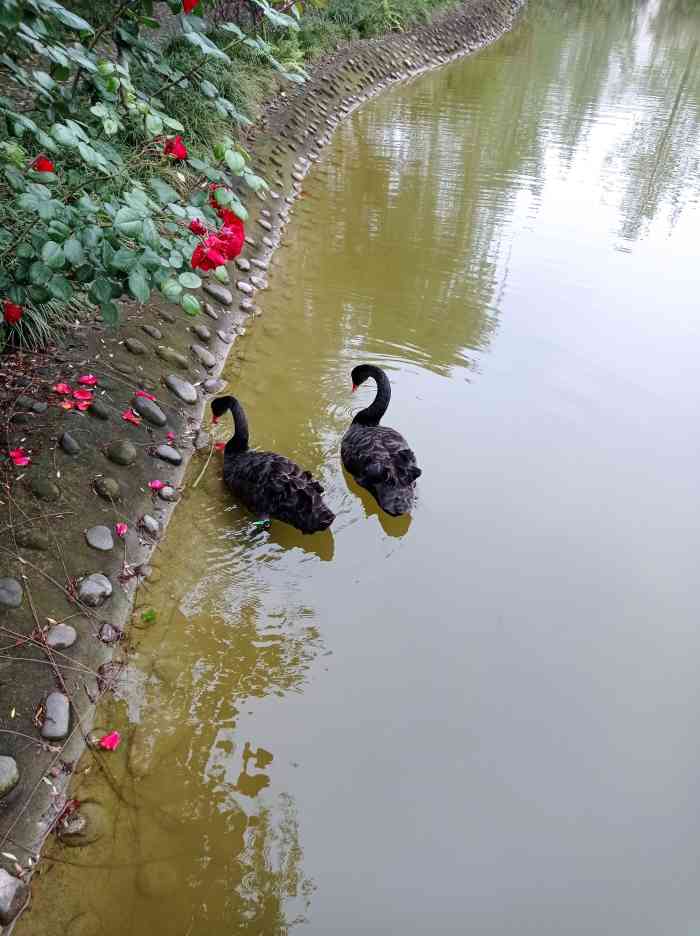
(227, 398), (249, 453)
(355, 367), (390, 426)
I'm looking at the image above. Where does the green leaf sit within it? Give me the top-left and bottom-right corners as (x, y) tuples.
(213, 187), (233, 207)
(28, 285), (51, 304)
(161, 278), (182, 302)
(243, 172), (267, 192)
(35, 0), (94, 33)
(214, 266), (229, 284)
(181, 293), (201, 316)
(250, 0), (299, 29)
(182, 28), (231, 63)
(33, 70), (56, 92)
(189, 191), (207, 208)
(38, 200), (58, 221)
(219, 22), (245, 38)
(200, 79), (218, 99)
(74, 263), (94, 284)
(114, 206), (144, 236)
(90, 277), (113, 305)
(48, 273), (73, 301)
(145, 113), (163, 136)
(178, 272), (201, 289)
(29, 261), (52, 285)
(64, 238), (85, 266)
(100, 301), (119, 326)
(77, 194), (100, 214)
(149, 177), (179, 204)
(41, 241), (65, 270)
(224, 149), (246, 174)
(82, 225), (102, 248)
(169, 250), (184, 269)
(167, 203), (187, 219)
(17, 243), (35, 260)
(110, 248), (139, 272)
(50, 123), (78, 147)
(90, 102), (109, 118)
(128, 267), (150, 304)
(161, 115), (185, 132)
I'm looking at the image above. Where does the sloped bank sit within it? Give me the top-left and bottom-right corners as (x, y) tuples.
(0, 0), (524, 928)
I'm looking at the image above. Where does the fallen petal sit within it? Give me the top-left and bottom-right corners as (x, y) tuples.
(72, 389), (93, 401)
(166, 431), (176, 442)
(58, 400), (74, 410)
(134, 390), (156, 401)
(115, 523), (128, 537)
(122, 409), (141, 427)
(98, 731), (121, 751)
(78, 374), (98, 386)
(148, 480), (165, 491)
(52, 383), (72, 395)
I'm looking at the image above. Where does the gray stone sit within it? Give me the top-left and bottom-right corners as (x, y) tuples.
(107, 440), (137, 466)
(30, 477), (60, 501)
(133, 396), (167, 427)
(236, 280), (253, 295)
(159, 308), (176, 324)
(191, 344), (215, 369)
(217, 330), (234, 344)
(236, 257), (251, 272)
(203, 378), (226, 394)
(15, 394), (33, 410)
(192, 323), (211, 343)
(203, 283), (233, 306)
(159, 485), (178, 502)
(78, 573), (112, 607)
(165, 374), (197, 405)
(94, 477), (121, 501)
(257, 218), (273, 232)
(203, 303), (219, 320)
(250, 257), (269, 270)
(156, 347), (189, 369)
(291, 171), (304, 182)
(32, 400), (48, 414)
(240, 298), (255, 313)
(262, 236), (274, 248)
(89, 399), (110, 420)
(42, 690), (70, 740)
(15, 528), (49, 551)
(125, 337), (147, 355)
(0, 869), (28, 925)
(99, 621), (123, 643)
(85, 525), (114, 552)
(0, 756), (19, 799)
(141, 324), (162, 340)
(250, 274), (268, 290)
(140, 515), (160, 536)
(155, 444), (182, 466)
(46, 624), (77, 649)
(60, 431), (80, 455)
(260, 208), (271, 219)
(58, 801), (107, 847)
(244, 236), (257, 247)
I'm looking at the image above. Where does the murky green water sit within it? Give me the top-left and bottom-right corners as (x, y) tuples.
(21, 2), (700, 934)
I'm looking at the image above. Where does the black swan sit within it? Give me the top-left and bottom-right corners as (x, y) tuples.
(341, 365), (421, 516)
(211, 396), (335, 534)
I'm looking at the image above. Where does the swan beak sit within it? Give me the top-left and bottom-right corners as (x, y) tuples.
(351, 384), (357, 393)
(212, 416), (219, 424)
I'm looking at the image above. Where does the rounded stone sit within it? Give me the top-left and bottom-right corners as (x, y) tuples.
(0, 578), (23, 609)
(156, 347), (189, 369)
(257, 218), (273, 232)
(262, 236), (274, 248)
(154, 444), (182, 466)
(41, 691), (70, 740)
(158, 485), (178, 502)
(217, 330), (234, 344)
(94, 477), (121, 501)
(46, 624), (77, 649)
(15, 528), (49, 551)
(250, 274), (268, 290)
(137, 861), (178, 898)
(85, 525), (114, 552)
(236, 257), (251, 272)
(107, 440), (137, 466)
(203, 283), (233, 306)
(133, 396), (167, 427)
(60, 431), (80, 455)
(78, 573), (112, 607)
(0, 869), (28, 926)
(191, 344), (215, 369)
(58, 801), (108, 847)
(165, 374), (197, 405)
(99, 621), (123, 643)
(88, 399), (110, 420)
(125, 337), (147, 355)
(203, 378), (226, 394)
(30, 477), (60, 501)
(240, 298), (255, 312)
(236, 280), (253, 295)
(32, 400), (48, 414)
(250, 257), (268, 270)
(0, 756), (19, 799)
(66, 911), (102, 936)
(192, 323), (211, 343)
(140, 514), (160, 536)
(158, 308), (176, 324)
(141, 324), (162, 340)
(203, 303), (219, 320)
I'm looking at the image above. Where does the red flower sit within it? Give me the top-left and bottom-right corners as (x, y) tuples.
(52, 382), (72, 395)
(9, 448), (30, 467)
(78, 374), (97, 387)
(219, 223), (245, 260)
(148, 480), (165, 491)
(134, 390), (156, 402)
(163, 135), (188, 161)
(183, 0), (200, 11)
(122, 408), (141, 427)
(191, 241), (227, 271)
(115, 523), (128, 538)
(31, 154), (55, 173)
(72, 389), (93, 401)
(189, 218), (207, 236)
(3, 301), (23, 326)
(98, 731), (121, 751)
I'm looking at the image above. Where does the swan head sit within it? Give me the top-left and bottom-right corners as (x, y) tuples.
(211, 395), (237, 425)
(350, 364), (373, 392)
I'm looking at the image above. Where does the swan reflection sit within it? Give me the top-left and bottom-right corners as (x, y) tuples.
(343, 467), (413, 538)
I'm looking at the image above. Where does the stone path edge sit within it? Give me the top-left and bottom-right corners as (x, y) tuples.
(0, 0), (525, 929)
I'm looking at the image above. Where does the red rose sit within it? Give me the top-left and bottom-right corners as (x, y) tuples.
(219, 219), (245, 259)
(3, 300), (23, 325)
(163, 135), (188, 161)
(189, 218), (207, 236)
(31, 154), (55, 173)
(183, 0), (200, 12)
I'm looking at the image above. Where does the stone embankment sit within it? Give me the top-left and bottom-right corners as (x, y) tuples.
(0, 0), (524, 928)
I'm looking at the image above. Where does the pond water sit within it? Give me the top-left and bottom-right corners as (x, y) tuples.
(21, 2), (700, 934)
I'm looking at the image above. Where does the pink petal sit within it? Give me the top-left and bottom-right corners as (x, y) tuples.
(148, 480), (165, 491)
(78, 374), (98, 387)
(52, 383), (72, 395)
(98, 731), (121, 751)
(134, 390), (156, 402)
(9, 448), (31, 467)
(122, 409), (141, 427)
(166, 431), (176, 442)
(72, 389), (93, 401)
(76, 401), (91, 411)
(115, 523), (128, 537)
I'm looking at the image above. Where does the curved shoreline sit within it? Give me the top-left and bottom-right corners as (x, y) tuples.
(0, 0), (525, 928)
